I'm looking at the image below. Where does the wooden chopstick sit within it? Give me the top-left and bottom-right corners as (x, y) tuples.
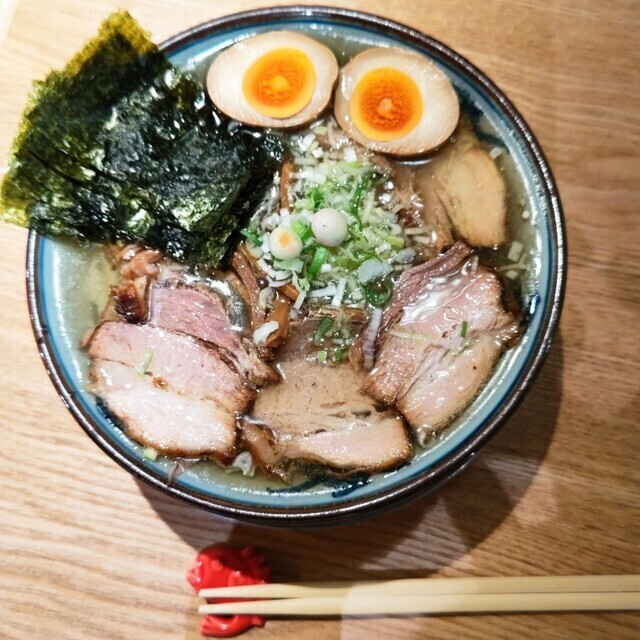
(199, 591), (640, 617)
(198, 575), (640, 617)
(199, 574), (640, 599)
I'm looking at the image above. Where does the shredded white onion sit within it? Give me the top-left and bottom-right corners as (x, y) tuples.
(343, 147), (357, 162)
(387, 329), (434, 342)
(258, 287), (274, 309)
(266, 267), (291, 282)
(293, 290), (307, 310)
(306, 172), (327, 185)
(293, 156), (318, 166)
(508, 240), (524, 263)
(142, 446), (158, 461)
(404, 226), (431, 235)
(331, 277), (347, 307)
(231, 451), (256, 477)
(357, 258), (392, 284)
(395, 248), (416, 264)
(245, 243), (263, 259)
(307, 284), (337, 298)
(416, 427), (433, 448)
(267, 277), (292, 288)
(411, 235), (434, 245)
(301, 133), (316, 151)
(257, 258), (279, 279)
(362, 308), (383, 371)
(253, 321), (280, 345)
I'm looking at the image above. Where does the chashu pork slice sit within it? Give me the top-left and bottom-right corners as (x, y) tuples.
(88, 321), (255, 414)
(240, 318), (412, 476)
(91, 360), (237, 460)
(148, 285), (278, 386)
(362, 242), (520, 444)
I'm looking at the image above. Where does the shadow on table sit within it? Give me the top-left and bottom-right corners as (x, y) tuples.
(139, 335), (564, 580)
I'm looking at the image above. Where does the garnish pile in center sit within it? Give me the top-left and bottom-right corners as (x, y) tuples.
(242, 119), (412, 315)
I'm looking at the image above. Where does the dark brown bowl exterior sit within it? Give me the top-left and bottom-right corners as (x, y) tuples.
(27, 6), (566, 527)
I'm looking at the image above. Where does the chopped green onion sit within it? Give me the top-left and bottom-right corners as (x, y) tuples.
(313, 316), (334, 346)
(142, 446), (158, 461)
(274, 257), (304, 273)
(135, 348), (154, 376)
(316, 350), (328, 364)
(240, 229), (262, 246)
(308, 187), (324, 209)
(461, 320), (468, 338)
(364, 278), (393, 307)
(353, 249), (376, 265)
(291, 219), (313, 242)
(331, 348), (343, 363)
(375, 232), (405, 248)
(308, 246), (329, 280)
(349, 171), (373, 229)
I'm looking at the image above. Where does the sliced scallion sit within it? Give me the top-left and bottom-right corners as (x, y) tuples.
(308, 187), (324, 209)
(364, 278), (393, 307)
(313, 317), (334, 346)
(308, 246), (329, 280)
(135, 348), (154, 376)
(142, 446), (159, 461)
(240, 229), (262, 246)
(461, 320), (468, 338)
(316, 350), (328, 364)
(291, 219), (313, 242)
(349, 171), (373, 229)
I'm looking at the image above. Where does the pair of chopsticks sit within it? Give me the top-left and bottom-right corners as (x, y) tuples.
(199, 575), (640, 617)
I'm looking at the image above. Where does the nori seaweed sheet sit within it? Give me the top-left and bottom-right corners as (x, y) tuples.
(0, 11), (283, 268)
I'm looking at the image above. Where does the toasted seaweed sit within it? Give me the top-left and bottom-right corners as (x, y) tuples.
(0, 11), (283, 268)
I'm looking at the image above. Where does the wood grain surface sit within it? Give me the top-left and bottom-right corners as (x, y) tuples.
(0, 1), (638, 638)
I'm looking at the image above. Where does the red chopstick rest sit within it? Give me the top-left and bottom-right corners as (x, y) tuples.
(187, 545), (271, 637)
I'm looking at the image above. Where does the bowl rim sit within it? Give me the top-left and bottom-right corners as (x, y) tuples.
(25, 5), (566, 527)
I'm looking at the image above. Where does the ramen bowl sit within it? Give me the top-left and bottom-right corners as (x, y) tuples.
(27, 6), (565, 527)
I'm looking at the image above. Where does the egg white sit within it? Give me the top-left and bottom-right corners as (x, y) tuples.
(207, 31), (338, 129)
(334, 47), (460, 156)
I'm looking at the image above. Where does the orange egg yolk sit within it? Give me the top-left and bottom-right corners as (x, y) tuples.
(243, 48), (316, 119)
(350, 67), (423, 141)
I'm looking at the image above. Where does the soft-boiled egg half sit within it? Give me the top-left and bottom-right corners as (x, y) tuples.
(334, 47), (460, 156)
(207, 31), (339, 128)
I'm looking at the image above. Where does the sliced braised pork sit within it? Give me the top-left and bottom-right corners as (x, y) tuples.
(148, 285), (278, 386)
(240, 317), (412, 477)
(86, 246), (279, 461)
(88, 322), (256, 459)
(88, 322), (255, 414)
(91, 361), (237, 460)
(413, 118), (508, 247)
(361, 242), (520, 443)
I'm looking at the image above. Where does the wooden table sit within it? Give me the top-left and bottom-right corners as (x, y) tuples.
(1, 1), (638, 638)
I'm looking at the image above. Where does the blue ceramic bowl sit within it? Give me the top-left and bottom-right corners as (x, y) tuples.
(27, 7), (566, 526)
